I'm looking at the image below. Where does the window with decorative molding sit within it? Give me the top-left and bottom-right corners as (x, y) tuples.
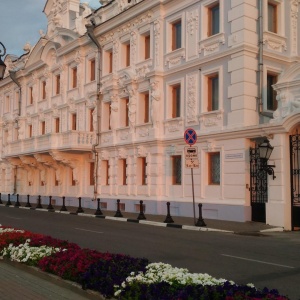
(54, 173), (59, 186)
(41, 81), (46, 100)
(120, 98), (129, 127)
(119, 159), (127, 185)
(71, 113), (77, 130)
(71, 67), (77, 88)
(4, 95), (10, 113)
(171, 84), (181, 118)
(207, 74), (219, 111)
(71, 169), (76, 186)
(268, 1), (278, 33)
(144, 33), (151, 59)
(102, 102), (111, 131)
(28, 125), (33, 138)
(29, 86), (33, 105)
(101, 160), (109, 185)
(41, 121), (46, 135)
(138, 157), (147, 185)
(55, 74), (60, 95)
(140, 92), (149, 124)
(90, 59), (96, 82)
(90, 162), (95, 186)
(171, 155), (182, 185)
(208, 2), (220, 36)
(121, 42), (131, 68)
(267, 73), (278, 111)
(208, 152), (220, 185)
(89, 108), (94, 132)
(14, 91), (19, 111)
(172, 20), (182, 51)
(104, 49), (113, 74)
(55, 118), (60, 133)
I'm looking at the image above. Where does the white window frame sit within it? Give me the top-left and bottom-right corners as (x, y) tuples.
(200, 66), (223, 113)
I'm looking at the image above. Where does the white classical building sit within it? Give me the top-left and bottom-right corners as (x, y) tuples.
(0, 0), (300, 230)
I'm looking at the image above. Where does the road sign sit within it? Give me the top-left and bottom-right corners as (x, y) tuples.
(185, 159), (199, 168)
(185, 146), (198, 159)
(184, 128), (197, 145)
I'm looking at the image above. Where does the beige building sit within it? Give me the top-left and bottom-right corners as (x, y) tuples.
(1, 0), (300, 230)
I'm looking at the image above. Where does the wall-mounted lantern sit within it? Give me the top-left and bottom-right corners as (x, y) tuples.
(258, 139), (276, 180)
(0, 42), (7, 80)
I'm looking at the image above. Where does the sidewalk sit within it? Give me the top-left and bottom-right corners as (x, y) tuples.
(0, 259), (103, 300)
(1, 201), (283, 234)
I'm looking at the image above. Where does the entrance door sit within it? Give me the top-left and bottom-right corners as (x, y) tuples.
(250, 147), (267, 223)
(290, 131), (300, 230)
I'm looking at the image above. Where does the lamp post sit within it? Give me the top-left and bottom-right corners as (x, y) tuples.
(0, 42), (7, 80)
(258, 139), (276, 180)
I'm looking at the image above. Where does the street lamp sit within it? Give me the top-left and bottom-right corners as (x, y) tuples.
(0, 42), (7, 80)
(258, 139), (276, 180)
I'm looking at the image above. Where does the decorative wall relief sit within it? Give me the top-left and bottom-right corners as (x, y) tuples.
(199, 33), (225, 56)
(187, 75), (198, 124)
(154, 19), (161, 66)
(291, 0), (299, 56)
(187, 11), (198, 36)
(150, 81), (160, 127)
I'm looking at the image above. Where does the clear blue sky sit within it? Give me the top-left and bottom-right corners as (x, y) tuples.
(0, 0), (101, 57)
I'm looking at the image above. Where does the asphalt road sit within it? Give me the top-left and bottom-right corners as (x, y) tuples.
(1, 206), (300, 299)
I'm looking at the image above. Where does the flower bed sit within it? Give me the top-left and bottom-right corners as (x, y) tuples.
(0, 224), (290, 300)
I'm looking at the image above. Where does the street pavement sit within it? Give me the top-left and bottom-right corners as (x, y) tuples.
(0, 202), (289, 299)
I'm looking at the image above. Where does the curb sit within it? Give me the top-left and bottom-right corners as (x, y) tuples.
(0, 204), (284, 234)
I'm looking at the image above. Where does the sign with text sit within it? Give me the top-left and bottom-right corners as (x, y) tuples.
(185, 159), (199, 168)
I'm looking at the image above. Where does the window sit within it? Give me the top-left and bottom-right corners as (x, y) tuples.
(125, 43), (130, 67)
(55, 74), (60, 95)
(14, 91), (19, 111)
(72, 67), (77, 88)
(119, 159), (127, 185)
(108, 51), (113, 73)
(207, 74), (219, 111)
(5, 95), (10, 113)
(55, 118), (60, 133)
(208, 3), (220, 36)
(71, 170), (76, 186)
(267, 73), (278, 111)
(102, 160), (109, 185)
(138, 157), (147, 185)
(103, 102), (111, 131)
(90, 108), (94, 132)
(29, 86), (33, 105)
(41, 121), (46, 135)
(268, 2), (277, 33)
(171, 84), (181, 118)
(71, 113), (77, 130)
(54, 173), (59, 186)
(172, 20), (182, 51)
(28, 125), (33, 138)
(208, 152), (220, 184)
(144, 34), (150, 59)
(90, 162), (94, 186)
(41, 81), (46, 100)
(141, 92), (149, 123)
(90, 59), (96, 81)
(121, 98), (129, 127)
(171, 155), (182, 185)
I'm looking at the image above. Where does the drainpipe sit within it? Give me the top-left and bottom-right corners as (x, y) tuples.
(86, 23), (102, 201)
(9, 70), (21, 195)
(257, 0), (273, 119)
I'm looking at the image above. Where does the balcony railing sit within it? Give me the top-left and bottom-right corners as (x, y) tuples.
(3, 131), (96, 157)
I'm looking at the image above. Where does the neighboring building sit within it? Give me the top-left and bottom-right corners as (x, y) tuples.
(0, 0), (300, 230)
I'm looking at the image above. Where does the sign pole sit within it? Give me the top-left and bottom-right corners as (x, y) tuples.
(191, 166), (196, 225)
(184, 128), (198, 226)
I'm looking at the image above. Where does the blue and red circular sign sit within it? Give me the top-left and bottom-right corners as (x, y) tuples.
(184, 128), (197, 145)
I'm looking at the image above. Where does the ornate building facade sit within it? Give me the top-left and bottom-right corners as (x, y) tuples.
(1, 0), (300, 230)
